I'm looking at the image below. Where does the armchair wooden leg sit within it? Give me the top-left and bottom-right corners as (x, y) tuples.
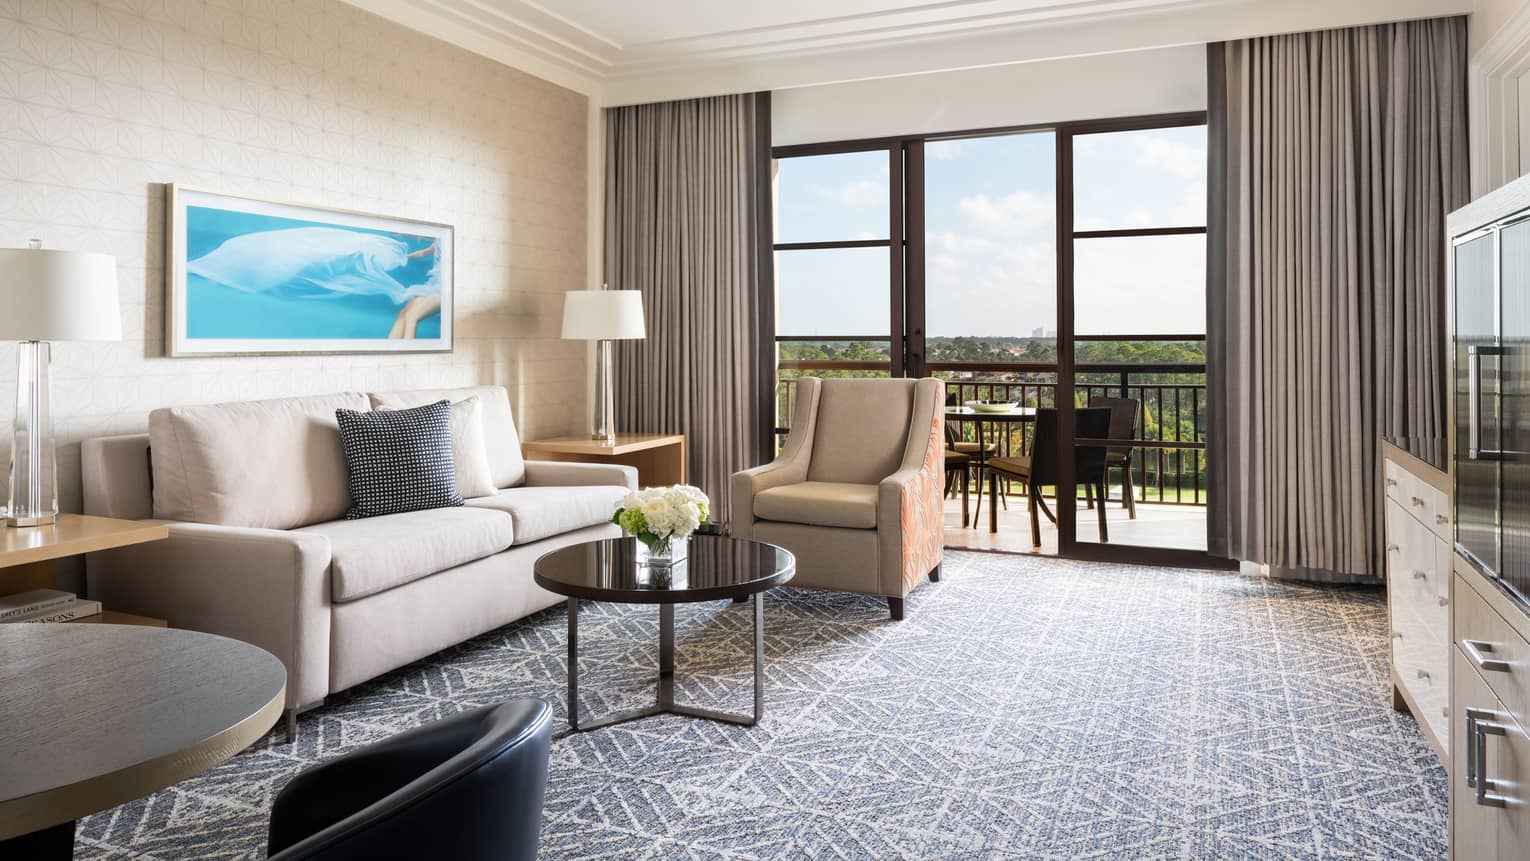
(1096, 478), (1109, 542)
(1085, 481), (1094, 510)
(887, 596), (905, 620)
(988, 470), (999, 534)
(1123, 465), (1137, 519)
(1028, 484), (1041, 548)
(961, 468), (970, 527)
(929, 563), (941, 583)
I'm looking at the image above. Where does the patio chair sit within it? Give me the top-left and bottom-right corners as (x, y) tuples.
(1086, 396), (1142, 520)
(982, 407), (1112, 547)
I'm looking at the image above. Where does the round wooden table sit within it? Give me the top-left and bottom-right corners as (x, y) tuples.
(946, 405), (1037, 526)
(0, 624), (286, 858)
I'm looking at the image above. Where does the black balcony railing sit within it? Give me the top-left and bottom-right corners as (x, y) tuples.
(776, 361), (1208, 506)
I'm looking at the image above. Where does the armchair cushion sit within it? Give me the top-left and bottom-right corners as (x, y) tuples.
(465, 485), (627, 545)
(805, 379), (916, 485)
(298, 508), (514, 603)
(754, 481), (879, 529)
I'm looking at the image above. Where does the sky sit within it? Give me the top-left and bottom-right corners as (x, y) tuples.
(774, 125), (1208, 339)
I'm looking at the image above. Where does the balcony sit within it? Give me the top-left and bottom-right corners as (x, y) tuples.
(776, 360), (1208, 552)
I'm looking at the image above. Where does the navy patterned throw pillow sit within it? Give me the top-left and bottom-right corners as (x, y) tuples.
(336, 400), (463, 519)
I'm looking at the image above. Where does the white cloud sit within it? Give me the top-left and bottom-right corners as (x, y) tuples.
(928, 231), (990, 252)
(958, 191), (1055, 235)
(1134, 134), (1206, 179)
(927, 140), (963, 161)
(812, 179), (887, 207)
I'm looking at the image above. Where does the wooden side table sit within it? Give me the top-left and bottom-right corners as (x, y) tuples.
(1, 514), (169, 625)
(523, 433), (686, 487)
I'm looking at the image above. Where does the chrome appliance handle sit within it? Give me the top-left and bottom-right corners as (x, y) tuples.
(1468, 345), (1505, 460)
(1469, 346), (1483, 458)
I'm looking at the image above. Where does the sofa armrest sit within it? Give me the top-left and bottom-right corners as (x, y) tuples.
(522, 460), (638, 490)
(86, 521), (333, 709)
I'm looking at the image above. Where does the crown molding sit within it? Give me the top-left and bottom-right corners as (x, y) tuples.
(344, 0), (1472, 105)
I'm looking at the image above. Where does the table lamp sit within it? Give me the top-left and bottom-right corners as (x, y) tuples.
(0, 240), (121, 527)
(561, 286), (645, 446)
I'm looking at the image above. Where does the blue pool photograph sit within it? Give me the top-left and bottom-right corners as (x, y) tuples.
(167, 186), (454, 356)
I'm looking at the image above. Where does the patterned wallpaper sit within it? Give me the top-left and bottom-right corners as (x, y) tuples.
(0, 0), (590, 514)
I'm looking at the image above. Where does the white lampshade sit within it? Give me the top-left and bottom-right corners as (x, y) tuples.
(561, 289), (645, 341)
(0, 245), (121, 341)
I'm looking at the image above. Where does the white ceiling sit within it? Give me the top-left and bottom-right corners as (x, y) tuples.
(347, 0), (1473, 104)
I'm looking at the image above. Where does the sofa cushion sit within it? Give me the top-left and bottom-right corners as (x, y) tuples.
(369, 386), (525, 489)
(465, 485), (626, 545)
(298, 507), (514, 602)
(148, 392), (370, 529)
(754, 481), (879, 530)
(447, 397), (498, 499)
(336, 400), (463, 519)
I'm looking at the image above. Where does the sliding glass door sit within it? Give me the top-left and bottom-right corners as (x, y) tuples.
(1058, 118), (1212, 563)
(770, 112), (1220, 566)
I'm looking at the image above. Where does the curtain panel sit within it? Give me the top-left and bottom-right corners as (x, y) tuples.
(1206, 18), (1468, 581)
(604, 92), (773, 522)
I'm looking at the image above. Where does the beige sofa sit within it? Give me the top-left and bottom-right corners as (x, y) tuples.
(81, 385), (634, 740)
(731, 377), (945, 620)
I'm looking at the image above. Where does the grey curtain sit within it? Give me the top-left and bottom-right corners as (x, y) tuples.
(1207, 17), (1468, 581)
(604, 92), (773, 522)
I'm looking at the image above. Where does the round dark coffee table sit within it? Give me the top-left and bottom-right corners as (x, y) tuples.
(534, 535), (794, 732)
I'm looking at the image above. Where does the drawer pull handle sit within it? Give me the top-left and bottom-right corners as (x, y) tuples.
(1416, 669), (1430, 680)
(1438, 596), (1449, 607)
(1411, 496), (1426, 507)
(1467, 707), (1492, 787)
(1463, 639), (1512, 673)
(1413, 570), (1428, 580)
(1386, 478), (1399, 487)
(1436, 514), (1449, 525)
(1473, 715), (1510, 808)
(1387, 543), (1400, 553)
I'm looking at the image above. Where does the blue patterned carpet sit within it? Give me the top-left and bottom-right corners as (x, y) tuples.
(78, 552), (1446, 859)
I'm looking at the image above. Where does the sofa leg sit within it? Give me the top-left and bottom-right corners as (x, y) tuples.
(279, 699), (324, 745)
(929, 563), (941, 583)
(887, 597), (905, 621)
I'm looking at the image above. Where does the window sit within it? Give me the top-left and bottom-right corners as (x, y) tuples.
(772, 146), (901, 439)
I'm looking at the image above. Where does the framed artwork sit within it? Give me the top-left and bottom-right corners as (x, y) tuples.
(165, 185), (454, 356)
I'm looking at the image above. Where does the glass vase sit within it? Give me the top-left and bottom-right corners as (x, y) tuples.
(639, 535), (687, 567)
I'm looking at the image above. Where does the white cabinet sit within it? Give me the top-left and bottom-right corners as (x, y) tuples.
(1382, 445), (1450, 761)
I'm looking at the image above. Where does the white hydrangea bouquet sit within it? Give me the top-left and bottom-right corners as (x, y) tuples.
(611, 484), (710, 564)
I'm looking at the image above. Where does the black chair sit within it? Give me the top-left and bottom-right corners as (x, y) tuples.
(267, 699), (553, 860)
(982, 408), (1112, 547)
(1086, 396), (1142, 520)
(943, 422), (974, 526)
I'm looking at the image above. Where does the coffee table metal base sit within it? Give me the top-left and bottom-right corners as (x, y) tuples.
(566, 593), (765, 732)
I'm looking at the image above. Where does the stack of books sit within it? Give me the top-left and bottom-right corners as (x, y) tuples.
(0, 589), (102, 623)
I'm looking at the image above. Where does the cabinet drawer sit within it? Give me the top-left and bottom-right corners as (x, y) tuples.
(1384, 459), (1406, 505)
(1388, 501), (1449, 641)
(1395, 623), (1449, 745)
(1455, 573), (1530, 725)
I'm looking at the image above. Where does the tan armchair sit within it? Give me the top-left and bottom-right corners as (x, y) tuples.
(731, 377), (945, 619)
